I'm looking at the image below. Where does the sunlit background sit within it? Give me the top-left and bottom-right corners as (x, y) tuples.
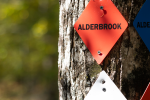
(0, 0), (58, 100)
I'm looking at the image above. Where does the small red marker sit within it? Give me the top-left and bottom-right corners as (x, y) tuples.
(140, 83), (150, 100)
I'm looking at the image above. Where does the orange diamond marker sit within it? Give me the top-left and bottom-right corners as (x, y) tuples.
(74, 0), (128, 64)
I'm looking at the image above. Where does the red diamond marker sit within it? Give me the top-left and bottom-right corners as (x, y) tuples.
(140, 83), (150, 100)
(74, 0), (128, 64)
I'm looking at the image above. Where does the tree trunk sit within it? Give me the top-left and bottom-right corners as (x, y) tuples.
(58, 0), (150, 100)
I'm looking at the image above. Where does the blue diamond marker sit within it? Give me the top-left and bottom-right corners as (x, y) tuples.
(133, 0), (150, 51)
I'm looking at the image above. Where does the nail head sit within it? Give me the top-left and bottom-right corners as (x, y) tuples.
(98, 51), (101, 54)
(102, 88), (106, 92)
(100, 6), (103, 10)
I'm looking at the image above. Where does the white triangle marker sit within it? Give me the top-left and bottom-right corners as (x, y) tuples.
(84, 70), (127, 100)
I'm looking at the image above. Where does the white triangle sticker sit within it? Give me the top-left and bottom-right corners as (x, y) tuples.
(84, 70), (127, 100)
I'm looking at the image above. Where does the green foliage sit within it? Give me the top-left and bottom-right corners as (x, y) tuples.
(0, 0), (59, 99)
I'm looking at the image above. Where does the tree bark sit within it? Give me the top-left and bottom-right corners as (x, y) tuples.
(58, 0), (150, 100)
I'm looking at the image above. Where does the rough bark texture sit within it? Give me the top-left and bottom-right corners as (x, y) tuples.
(58, 0), (150, 100)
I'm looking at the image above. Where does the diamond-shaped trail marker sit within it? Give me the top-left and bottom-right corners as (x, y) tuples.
(84, 71), (127, 100)
(74, 0), (128, 64)
(133, 0), (150, 51)
(140, 83), (150, 100)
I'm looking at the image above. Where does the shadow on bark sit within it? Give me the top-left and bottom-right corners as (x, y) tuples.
(122, 66), (150, 99)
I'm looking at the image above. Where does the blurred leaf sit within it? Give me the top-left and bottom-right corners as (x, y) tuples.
(0, 0), (59, 99)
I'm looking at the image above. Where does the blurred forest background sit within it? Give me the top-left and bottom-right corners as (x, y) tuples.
(0, 0), (58, 100)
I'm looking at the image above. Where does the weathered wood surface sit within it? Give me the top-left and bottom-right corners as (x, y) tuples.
(58, 0), (150, 100)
